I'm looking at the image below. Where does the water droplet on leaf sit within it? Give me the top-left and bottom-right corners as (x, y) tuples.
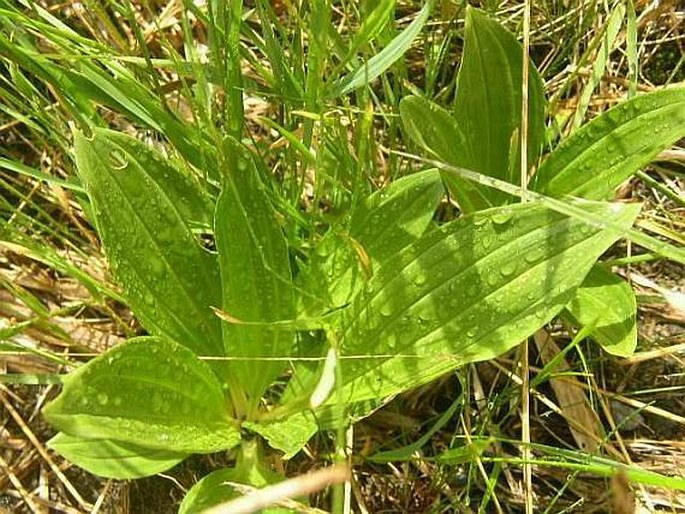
(379, 302), (393, 317)
(500, 263), (516, 277)
(492, 210), (513, 225)
(108, 149), (128, 169)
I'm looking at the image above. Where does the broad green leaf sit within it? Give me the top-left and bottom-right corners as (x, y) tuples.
(400, 96), (490, 212)
(43, 337), (241, 453)
(243, 411), (318, 459)
(452, 6), (546, 207)
(91, 130), (214, 226)
(48, 433), (187, 479)
(533, 88), (685, 199)
(349, 169), (444, 260)
(74, 129), (223, 360)
(299, 169), (444, 314)
(327, 200), (640, 405)
(333, 0), (434, 96)
(179, 441), (290, 514)
(215, 143), (295, 411)
(565, 265), (637, 357)
(286, 170), (443, 411)
(274, 331), (330, 411)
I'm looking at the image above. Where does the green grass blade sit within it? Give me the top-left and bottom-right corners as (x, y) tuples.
(571, 4), (625, 130)
(0, 237), (122, 302)
(0, 157), (85, 193)
(368, 394), (461, 463)
(472, 440), (685, 491)
(298, 168), (445, 314)
(626, 0), (637, 98)
(333, 0), (434, 97)
(398, 153), (685, 265)
(341, 0), (396, 67)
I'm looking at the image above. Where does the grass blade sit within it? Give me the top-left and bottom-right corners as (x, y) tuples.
(333, 0), (434, 96)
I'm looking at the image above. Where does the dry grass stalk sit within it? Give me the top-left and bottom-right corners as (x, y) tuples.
(533, 330), (602, 453)
(201, 464), (350, 514)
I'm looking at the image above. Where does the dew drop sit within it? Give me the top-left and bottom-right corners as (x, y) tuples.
(609, 202), (623, 214)
(109, 148), (128, 170)
(143, 292), (155, 306)
(151, 391), (164, 412)
(466, 328), (476, 338)
(379, 302), (393, 317)
(580, 224), (594, 235)
(150, 258), (163, 275)
(500, 263), (516, 277)
(524, 247), (544, 263)
(492, 210), (513, 225)
(97, 392), (108, 406)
